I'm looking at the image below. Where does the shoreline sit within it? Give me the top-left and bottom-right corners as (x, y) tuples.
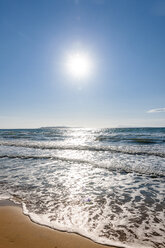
(0, 200), (121, 248)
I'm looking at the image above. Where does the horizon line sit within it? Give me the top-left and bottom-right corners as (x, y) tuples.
(0, 126), (165, 130)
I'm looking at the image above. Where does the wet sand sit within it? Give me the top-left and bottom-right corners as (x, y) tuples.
(0, 201), (120, 248)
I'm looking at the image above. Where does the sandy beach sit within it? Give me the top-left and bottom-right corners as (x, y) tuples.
(0, 201), (119, 248)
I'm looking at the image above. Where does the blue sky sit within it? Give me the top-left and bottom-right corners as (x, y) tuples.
(0, 0), (165, 128)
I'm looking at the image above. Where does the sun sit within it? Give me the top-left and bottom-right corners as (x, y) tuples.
(66, 52), (92, 79)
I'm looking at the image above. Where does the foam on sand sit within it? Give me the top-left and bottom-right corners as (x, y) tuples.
(0, 201), (118, 248)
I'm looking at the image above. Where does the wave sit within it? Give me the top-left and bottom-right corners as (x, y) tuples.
(0, 141), (165, 158)
(0, 154), (164, 177)
(0, 154), (88, 163)
(97, 135), (165, 144)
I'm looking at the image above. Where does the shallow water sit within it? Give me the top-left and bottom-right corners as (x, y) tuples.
(0, 127), (165, 248)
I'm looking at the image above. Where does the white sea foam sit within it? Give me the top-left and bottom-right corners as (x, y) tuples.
(0, 193), (10, 200)
(0, 127), (165, 248)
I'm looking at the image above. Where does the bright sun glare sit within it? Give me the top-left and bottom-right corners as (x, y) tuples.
(66, 52), (92, 79)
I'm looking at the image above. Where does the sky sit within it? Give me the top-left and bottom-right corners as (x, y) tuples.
(0, 0), (165, 128)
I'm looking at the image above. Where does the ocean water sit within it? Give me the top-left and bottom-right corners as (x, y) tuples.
(0, 127), (164, 248)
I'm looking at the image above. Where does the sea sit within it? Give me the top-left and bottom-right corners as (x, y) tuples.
(0, 127), (164, 248)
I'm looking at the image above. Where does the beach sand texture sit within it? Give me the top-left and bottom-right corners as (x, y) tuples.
(0, 204), (118, 248)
